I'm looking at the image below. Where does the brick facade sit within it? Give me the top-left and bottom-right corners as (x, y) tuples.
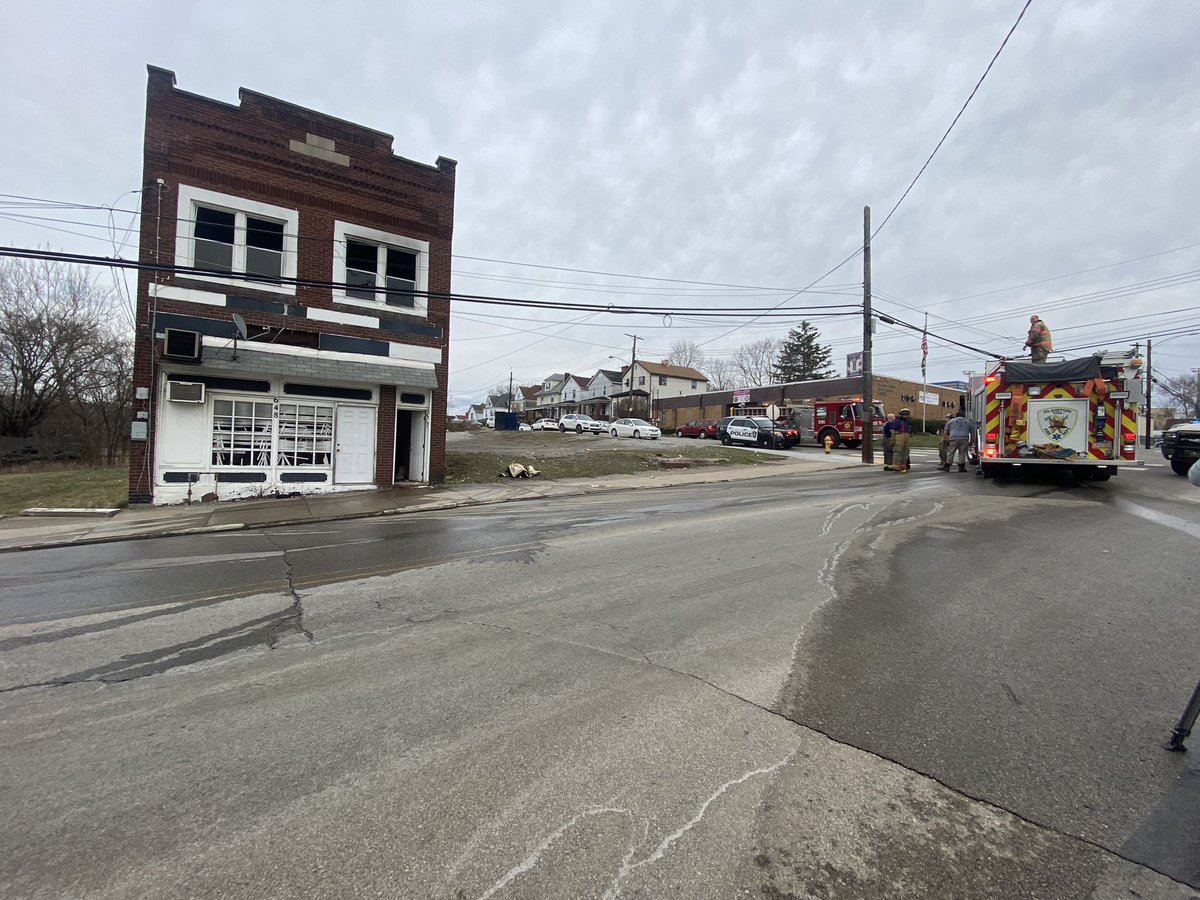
(129, 67), (454, 503)
(655, 374), (967, 432)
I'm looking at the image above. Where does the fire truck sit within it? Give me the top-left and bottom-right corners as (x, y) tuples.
(778, 399), (885, 449)
(967, 349), (1143, 481)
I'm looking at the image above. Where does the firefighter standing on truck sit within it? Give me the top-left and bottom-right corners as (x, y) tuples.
(1024, 314), (1053, 363)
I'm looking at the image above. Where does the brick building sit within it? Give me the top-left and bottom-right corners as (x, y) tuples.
(128, 67), (455, 504)
(655, 373), (966, 431)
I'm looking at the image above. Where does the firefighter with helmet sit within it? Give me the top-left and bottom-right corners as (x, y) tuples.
(892, 408), (914, 473)
(1024, 314), (1053, 363)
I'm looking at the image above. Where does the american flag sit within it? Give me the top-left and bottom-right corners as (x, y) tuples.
(921, 332), (928, 378)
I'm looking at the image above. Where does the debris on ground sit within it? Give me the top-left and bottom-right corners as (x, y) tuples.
(499, 463), (542, 478)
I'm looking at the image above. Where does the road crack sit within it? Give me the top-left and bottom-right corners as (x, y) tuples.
(264, 534), (313, 646)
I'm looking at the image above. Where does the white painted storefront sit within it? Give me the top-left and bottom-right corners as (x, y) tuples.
(152, 340), (434, 504)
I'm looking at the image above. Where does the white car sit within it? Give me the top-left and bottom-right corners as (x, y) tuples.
(609, 418), (660, 440)
(559, 413), (605, 434)
(517, 421), (532, 431)
(531, 418), (559, 431)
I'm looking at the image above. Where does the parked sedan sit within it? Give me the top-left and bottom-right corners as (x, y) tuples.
(558, 413), (605, 434)
(531, 418), (560, 431)
(609, 418), (661, 440)
(675, 419), (718, 439)
(517, 421), (533, 431)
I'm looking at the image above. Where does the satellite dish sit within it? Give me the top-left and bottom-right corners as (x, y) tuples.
(232, 313), (248, 340)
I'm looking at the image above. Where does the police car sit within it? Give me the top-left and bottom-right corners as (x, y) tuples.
(719, 416), (792, 449)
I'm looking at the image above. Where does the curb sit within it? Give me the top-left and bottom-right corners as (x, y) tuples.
(0, 458), (864, 553)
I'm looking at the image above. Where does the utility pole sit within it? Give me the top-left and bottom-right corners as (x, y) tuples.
(508, 371), (514, 419)
(1144, 341), (1152, 449)
(861, 206), (874, 464)
(921, 311), (928, 432)
(624, 333), (640, 418)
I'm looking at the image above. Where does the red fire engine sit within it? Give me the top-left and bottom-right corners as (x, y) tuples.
(779, 400), (885, 449)
(967, 349), (1143, 481)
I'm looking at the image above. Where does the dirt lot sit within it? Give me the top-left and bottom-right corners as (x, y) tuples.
(444, 427), (770, 483)
(447, 427), (708, 457)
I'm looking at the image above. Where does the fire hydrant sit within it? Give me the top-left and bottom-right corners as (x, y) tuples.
(823, 434), (834, 454)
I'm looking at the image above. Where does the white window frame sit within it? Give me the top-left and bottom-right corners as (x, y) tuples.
(332, 221), (429, 318)
(275, 401), (334, 468)
(175, 185), (299, 296)
(210, 397), (275, 467)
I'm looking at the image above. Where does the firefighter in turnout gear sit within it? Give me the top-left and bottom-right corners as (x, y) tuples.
(1024, 314), (1053, 363)
(892, 408), (914, 473)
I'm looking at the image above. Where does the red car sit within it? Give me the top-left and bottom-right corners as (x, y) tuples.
(675, 419), (718, 439)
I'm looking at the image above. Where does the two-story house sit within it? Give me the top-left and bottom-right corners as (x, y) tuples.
(532, 374), (568, 419)
(484, 393), (511, 424)
(517, 385), (541, 416)
(558, 375), (590, 415)
(128, 68), (455, 504)
(581, 369), (623, 420)
(621, 361), (707, 421)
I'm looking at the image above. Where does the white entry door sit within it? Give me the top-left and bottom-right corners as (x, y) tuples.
(335, 406), (376, 484)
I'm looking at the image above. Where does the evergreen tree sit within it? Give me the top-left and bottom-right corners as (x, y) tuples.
(772, 321), (835, 383)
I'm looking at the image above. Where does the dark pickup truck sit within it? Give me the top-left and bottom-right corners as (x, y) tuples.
(1161, 421), (1200, 475)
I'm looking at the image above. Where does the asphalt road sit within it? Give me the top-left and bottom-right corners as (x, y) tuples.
(1, 456), (1198, 898)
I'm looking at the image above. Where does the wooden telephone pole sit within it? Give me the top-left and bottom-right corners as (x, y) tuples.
(862, 206), (874, 463)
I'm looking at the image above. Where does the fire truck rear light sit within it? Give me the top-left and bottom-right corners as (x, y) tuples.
(984, 375), (997, 384)
(986, 432), (998, 442)
(1123, 432), (1136, 442)
(983, 447), (997, 458)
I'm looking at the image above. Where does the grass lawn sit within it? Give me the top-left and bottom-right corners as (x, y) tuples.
(0, 442), (778, 513)
(0, 466), (128, 516)
(446, 445), (770, 484)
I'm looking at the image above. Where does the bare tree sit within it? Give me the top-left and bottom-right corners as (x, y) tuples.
(1158, 374), (1200, 418)
(667, 339), (705, 370)
(66, 332), (133, 463)
(731, 338), (780, 388)
(0, 258), (131, 460)
(490, 381), (515, 407)
(702, 357), (736, 391)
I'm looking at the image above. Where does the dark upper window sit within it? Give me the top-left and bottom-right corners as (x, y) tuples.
(345, 238), (417, 307)
(193, 205), (284, 280)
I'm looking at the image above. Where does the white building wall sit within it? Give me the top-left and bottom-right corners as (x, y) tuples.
(151, 367), (428, 505)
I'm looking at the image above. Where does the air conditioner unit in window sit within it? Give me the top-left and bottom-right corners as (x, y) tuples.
(167, 381), (205, 403)
(163, 328), (202, 360)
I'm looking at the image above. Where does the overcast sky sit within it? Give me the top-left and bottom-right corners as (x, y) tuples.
(2, 1), (1198, 412)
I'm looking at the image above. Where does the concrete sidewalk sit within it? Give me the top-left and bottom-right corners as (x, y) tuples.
(0, 453), (862, 552)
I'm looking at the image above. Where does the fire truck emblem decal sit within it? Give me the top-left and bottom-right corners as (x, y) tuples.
(1039, 407), (1078, 442)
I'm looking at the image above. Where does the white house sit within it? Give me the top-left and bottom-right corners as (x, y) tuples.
(623, 360), (707, 421)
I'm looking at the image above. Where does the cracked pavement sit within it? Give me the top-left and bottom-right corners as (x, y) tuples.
(2, 473), (1199, 898)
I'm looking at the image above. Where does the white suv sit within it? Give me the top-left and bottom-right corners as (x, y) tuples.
(558, 414), (604, 434)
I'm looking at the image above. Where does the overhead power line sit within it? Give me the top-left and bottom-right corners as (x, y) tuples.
(0, 193), (868, 299)
(0, 245), (863, 319)
(872, 0), (1034, 239)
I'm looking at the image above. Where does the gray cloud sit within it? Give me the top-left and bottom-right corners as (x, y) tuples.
(1, 0), (1196, 410)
